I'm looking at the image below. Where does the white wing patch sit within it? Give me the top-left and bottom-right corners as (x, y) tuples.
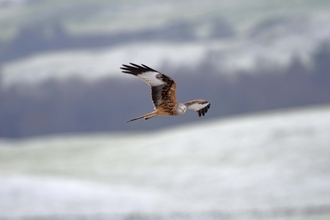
(183, 99), (211, 117)
(186, 102), (209, 111)
(137, 71), (165, 86)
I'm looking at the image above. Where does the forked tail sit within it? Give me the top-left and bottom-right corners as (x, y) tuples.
(126, 111), (157, 123)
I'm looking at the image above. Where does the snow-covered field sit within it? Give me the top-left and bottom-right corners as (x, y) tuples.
(2, 13), (330, 87)
(1, 0), (330, 87)
(1, 43), (207, 86)
(0, 105), (330, 220)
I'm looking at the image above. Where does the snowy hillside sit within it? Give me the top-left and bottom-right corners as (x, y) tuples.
(2, 15), (330, 86)
(0, 105), (330, 219)
(1, 0), (330, 86)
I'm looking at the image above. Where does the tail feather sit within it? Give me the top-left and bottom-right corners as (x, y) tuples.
(126, 111), (157, 123)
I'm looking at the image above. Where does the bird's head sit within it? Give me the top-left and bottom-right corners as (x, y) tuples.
(177, 103), (187, 115)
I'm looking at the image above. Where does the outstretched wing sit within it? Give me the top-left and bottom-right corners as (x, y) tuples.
(183, 99), (211, 117)
(120, 63), (177, 108)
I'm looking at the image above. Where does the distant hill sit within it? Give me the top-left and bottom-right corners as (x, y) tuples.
(1, 42), (330, 138)
(1, 0), (330, 64)
(1, 0), (330, 138)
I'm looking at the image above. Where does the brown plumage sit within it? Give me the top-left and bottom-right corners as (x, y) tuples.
(121, 63), (211, 122)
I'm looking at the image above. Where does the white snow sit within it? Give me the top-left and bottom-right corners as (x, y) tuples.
(1, 14), (330, 87)
(0, 43), (206, 86)
(0, 105), (330, 219)
(0, 175), (168, 218)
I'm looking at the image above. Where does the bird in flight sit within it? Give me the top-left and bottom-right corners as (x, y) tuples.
(121, 63), (211, 123)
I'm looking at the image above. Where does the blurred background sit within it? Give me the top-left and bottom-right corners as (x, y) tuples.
(0, 0), (330, 219)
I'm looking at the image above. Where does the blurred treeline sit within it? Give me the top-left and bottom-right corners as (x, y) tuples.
(1, 41), (330, 138)
(0, 19), (233, 63)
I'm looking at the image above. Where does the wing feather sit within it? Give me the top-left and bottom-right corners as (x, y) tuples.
(183, 99), (211, 117)
(121, 63), (177, 108)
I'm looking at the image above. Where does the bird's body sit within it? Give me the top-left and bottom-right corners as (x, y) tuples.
(120, 63), (210, 122)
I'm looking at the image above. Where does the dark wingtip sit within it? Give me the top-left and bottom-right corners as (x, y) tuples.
(120, 64), (131, 69)
(197, 103), (211, 117)
(120, 63), (156, 75)
(129, 63), (140, 68)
